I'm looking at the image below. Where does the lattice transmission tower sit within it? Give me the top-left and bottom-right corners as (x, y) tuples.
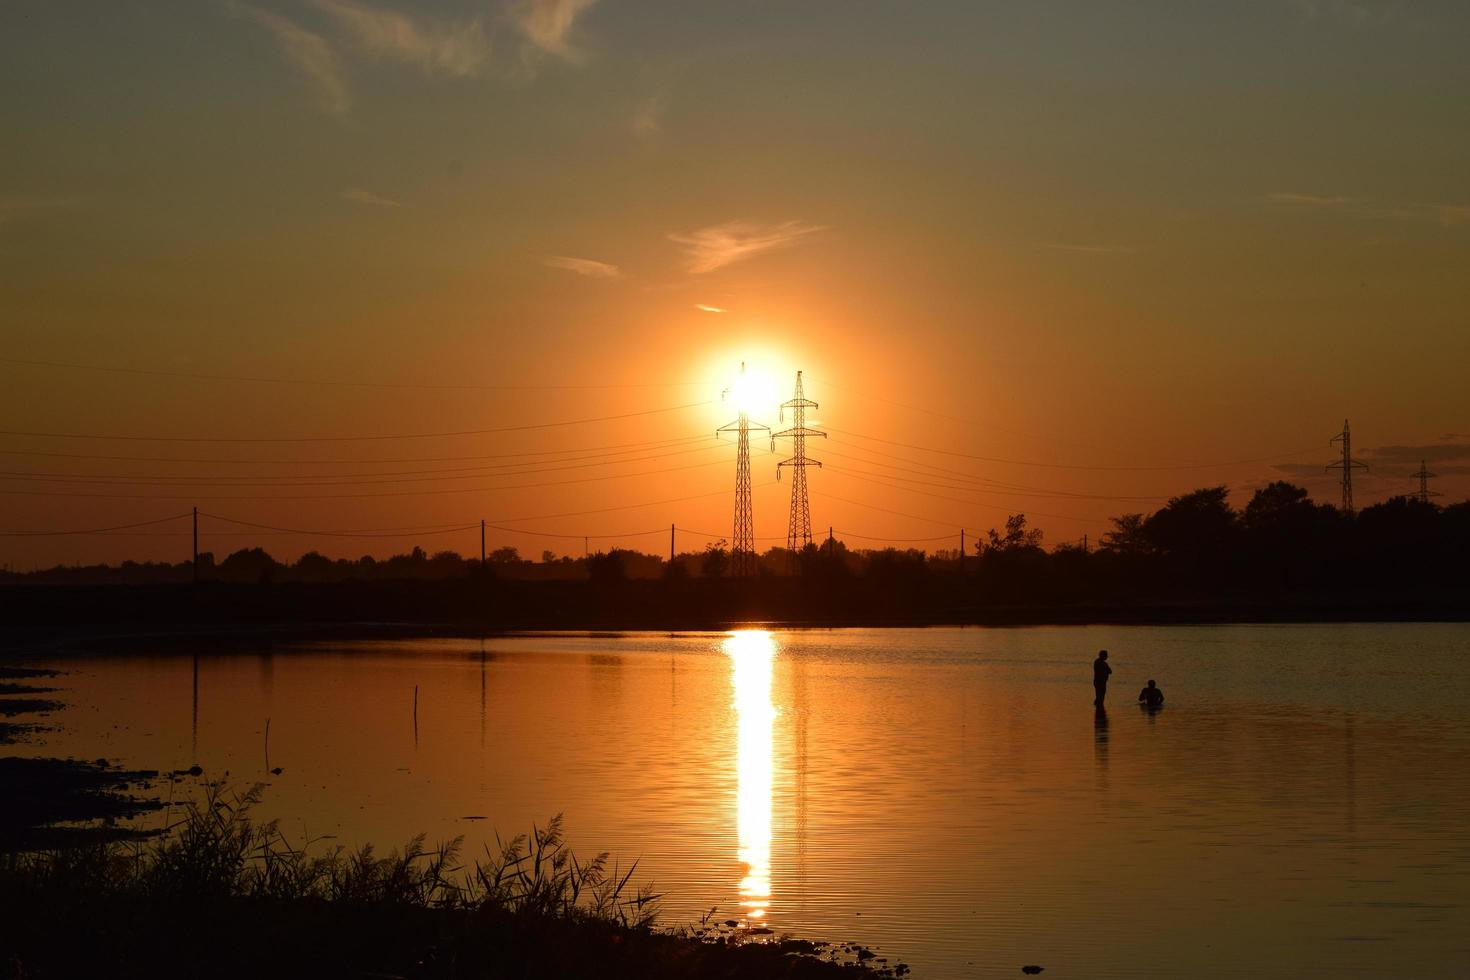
(773, 371), (825, 556)
(1326, 418), (1368, 515)
(718, 362), (770, 577)
(1411, 459), (1441, 504)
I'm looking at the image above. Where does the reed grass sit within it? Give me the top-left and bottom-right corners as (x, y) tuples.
(0, 785), (902, 979)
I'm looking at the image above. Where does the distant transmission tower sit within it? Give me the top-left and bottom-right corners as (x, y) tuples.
(1411, 459), (1441, 504)
(1326, 418), (1368, 515)
(718, 363), (770, 577)
(773, 371), (826, 557)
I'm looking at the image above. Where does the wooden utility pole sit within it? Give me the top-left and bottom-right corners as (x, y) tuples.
(959, 529), (965, 572)
(192, 507), (198, 583)
(827, 526), (834, 557)
(670, 524), (675, 563)
(480, 520), (486, 564)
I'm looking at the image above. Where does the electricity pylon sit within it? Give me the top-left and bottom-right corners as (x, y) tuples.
(718, 362), (770, 577)
(1326, 418), (1368, 515)
(773, 371), (825, 558)
(1411, 459), (1441, 504)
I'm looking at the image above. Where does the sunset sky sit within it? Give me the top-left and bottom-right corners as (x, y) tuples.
(2, 0), (1468, 568)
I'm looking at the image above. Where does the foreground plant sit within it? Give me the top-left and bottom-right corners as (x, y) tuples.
(0, 785), (907, 979)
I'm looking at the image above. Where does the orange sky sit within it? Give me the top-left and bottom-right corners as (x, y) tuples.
(2, 1), (1468, 569)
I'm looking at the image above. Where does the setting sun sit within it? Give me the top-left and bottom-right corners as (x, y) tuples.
(724, 362), (780, 422)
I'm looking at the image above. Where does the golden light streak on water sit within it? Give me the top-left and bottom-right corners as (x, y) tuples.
(724, 628), (776, 921)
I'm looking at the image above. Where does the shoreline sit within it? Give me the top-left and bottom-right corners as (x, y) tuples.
(3, 611), (1467, 663)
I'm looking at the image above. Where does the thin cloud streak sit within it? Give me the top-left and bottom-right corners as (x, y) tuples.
(232, 2), (349, 115)
(695, 304), (726, 314)
(1267, 192), (1354, 206)
(544, 255), (621, 279)
(340, 187), (406, 208)
(632, 92), (667, 137)
(1267, 193), (1470, 226)
(309, 0), (490, 77)
(1041, 242), (1138, 255)
(670, 220), (823, 274)
(0, 196), (80, 223)
(514, 0), (598, 59)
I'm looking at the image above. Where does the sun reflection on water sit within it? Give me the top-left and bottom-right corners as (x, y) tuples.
(725, 629), (776, 922)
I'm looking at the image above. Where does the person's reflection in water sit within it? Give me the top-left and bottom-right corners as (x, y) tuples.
(1092, 650), (1112, 707)
(1093, 707), (1109, 787)
(1137, 679), (1165, 711)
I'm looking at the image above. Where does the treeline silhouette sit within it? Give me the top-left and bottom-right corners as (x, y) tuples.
(4, 483), (1468, 627)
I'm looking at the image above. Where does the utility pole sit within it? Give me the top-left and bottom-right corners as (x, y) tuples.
(959, 529), (965, 572)
(718, 362), (770, 577)
(827, 526), (834, 558)
(1411, 459), (1441, 504)
(773, 371), (825, 567)
(480, 520), (486, 564)
(1327, 419), (1368, 515)
(192, 507), (198, 584)
(670, 524), (675, 563)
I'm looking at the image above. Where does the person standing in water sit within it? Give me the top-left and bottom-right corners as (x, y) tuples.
(1092, 650), (1112, 707)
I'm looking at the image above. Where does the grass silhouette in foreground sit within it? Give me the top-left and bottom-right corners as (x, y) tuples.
(0, 785), (909, 979)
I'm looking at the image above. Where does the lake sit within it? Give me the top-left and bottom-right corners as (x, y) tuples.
(14, 625), (1470, 978)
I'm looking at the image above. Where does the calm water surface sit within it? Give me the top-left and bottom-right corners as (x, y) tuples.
(18, 625), (1470, 978)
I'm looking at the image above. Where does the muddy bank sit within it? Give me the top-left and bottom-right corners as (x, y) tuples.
(0, 666), (164, 851)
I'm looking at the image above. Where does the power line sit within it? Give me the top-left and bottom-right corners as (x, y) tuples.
(824, 476), (1114, 528)
(822, 449), (1171, 503)
(0, 434), (711, 466)
(484, 482), (779, 527)
(0, 513), (192, 537)
(0, 355), (708, 392)
(199, 514), (481, 539)
(0, 456), (738, 501)
(0, 399), (719, 444)
(0, 442), (733, 488)
(827, 435), (1179, 498)
(483, 524), (667, 542)
(824, 427), (1319, 472)
(835, 529), (957, 543)
(821, 490), (987, 532)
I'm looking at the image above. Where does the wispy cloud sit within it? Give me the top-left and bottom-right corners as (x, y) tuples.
(232, 2), (349, 115)
(1266, 192), (1355, 206)
(340, 187), (406, 208)
(1287, 0), (1407, 28)
(632, 92), (667, 137)
(694, 303), (726, 314)
(670, 220), (823, 274)
(1425, 204), (1470, 226)
(1276, 438), (1470, 480)
(0, 195), (80, 223)
(1363, 441), (1470, 476)
(514, 0), (598, 59)
(1040, 242), (1137, 255)
(309, 0), (489, 77)
(1267, 193), (1470, 226)
(544, 255), (621, 279)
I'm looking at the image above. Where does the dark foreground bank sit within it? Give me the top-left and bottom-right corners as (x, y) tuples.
(0, 786), (909, 980)
(3, 578), (1468, 639)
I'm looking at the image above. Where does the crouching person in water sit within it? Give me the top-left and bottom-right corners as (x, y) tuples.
(1137, 679), (1165, 709)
